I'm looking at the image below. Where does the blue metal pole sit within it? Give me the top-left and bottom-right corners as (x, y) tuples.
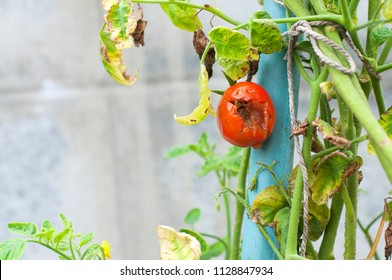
(241, 1), (300, 260)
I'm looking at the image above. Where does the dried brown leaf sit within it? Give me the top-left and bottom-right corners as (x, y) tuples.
(246, 59), (259, 82)
(312, 118), (351, 148)
(311, 138), (323, 153)
(291, 119), (309, 137)
(132, 5), (147, 47)
(193, 28), (215, 78)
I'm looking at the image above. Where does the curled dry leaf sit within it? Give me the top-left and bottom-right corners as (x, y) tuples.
(100, 1), (148, 85)
(311, 138), (324, 153)
(312, 118), (351, 148)
(291, 119), (309, 137)
(132, 5), (148, 47)
(246, 59), (259, 82)
(193, 28), (215, 78)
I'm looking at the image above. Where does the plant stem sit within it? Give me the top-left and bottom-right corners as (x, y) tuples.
(273, 14), (343, 25)
(132, 0), (241, 26)
(26, 240), (72, 260)
(230, 148), (250, 260)
(353, 19), (392, 31)
(302, 68), (329, 164)
(341, 183), (356, 259)
(285, 167), (303, 257)
(370, 76), (386, 115)
(217, 171), (232, 260)
(255, 223), (284, 260)
(376, 62), (392, 73)
(339, 0), (354, 31)
(318, 192), (344, 259)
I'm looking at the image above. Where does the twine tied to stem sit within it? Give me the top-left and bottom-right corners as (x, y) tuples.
(283, 20), (379, 257)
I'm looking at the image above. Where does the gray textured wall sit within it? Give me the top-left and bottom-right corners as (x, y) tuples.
(0, 0), (390, 260)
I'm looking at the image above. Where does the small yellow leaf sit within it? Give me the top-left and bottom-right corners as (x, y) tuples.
(157, 224), (201, 260)
(174, 64), (215, 125)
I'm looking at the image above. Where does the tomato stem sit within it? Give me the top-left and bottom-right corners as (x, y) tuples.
(230, 147), (250, 260)
(131, 0), (242, 26)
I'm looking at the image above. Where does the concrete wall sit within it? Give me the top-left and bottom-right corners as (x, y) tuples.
(0, 0), (390, 259)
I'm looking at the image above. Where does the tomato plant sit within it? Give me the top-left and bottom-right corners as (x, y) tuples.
(97, 0), (392, 260)
(216, 82), (275, 149)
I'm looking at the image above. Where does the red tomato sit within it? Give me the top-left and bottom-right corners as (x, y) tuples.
(216, 82), (275, 149)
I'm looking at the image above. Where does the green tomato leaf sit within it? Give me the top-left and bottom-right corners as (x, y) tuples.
(270, 207), (290, 256)
(209, 27), (258, 80)
(35, 229), (56, 243)
(160, 0), (202, 32)
(174, 64), (215, 125)
(251, 185), (289, 225)
(34, 219), (57, 243)
(80, 232), (95, 248)
(370, 26), (392, 52)
(164, 144), (195, 159)
(309, 199), (330, 230)
(184, 208), (201, 225)
(180, 228), (209, 253)
(368, 106), (392, 155)
(104, 0), (137, 49)
(100, 25), (138, 85)
(198, 146), (242, 176)
(8, 222), (38, 237)
(57, 241), (71, 252)
(311, 152), (362, 205)
(216, 56), (250, 81)
(42, 219), (55, 230)
(0, 238), (27, 260)
(209, 27), (259, 61)
(251, 10), (272, 20)
(59, 213), (72, 228)
(308, 200), (330, 241)
(82, 244), (104, 260)
(157, 224), (201, 260)
(200, 240), (226, 260)
(222, 146), (243, 173)
(196, 132), (215, 157)
(198, 156), (223, 176)
(249, 19), (282, 54)
(54, 228), (71, 245)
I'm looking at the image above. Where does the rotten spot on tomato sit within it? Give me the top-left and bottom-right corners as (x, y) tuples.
(229, 99), (270, 130)
(217, 82), (275, 149)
